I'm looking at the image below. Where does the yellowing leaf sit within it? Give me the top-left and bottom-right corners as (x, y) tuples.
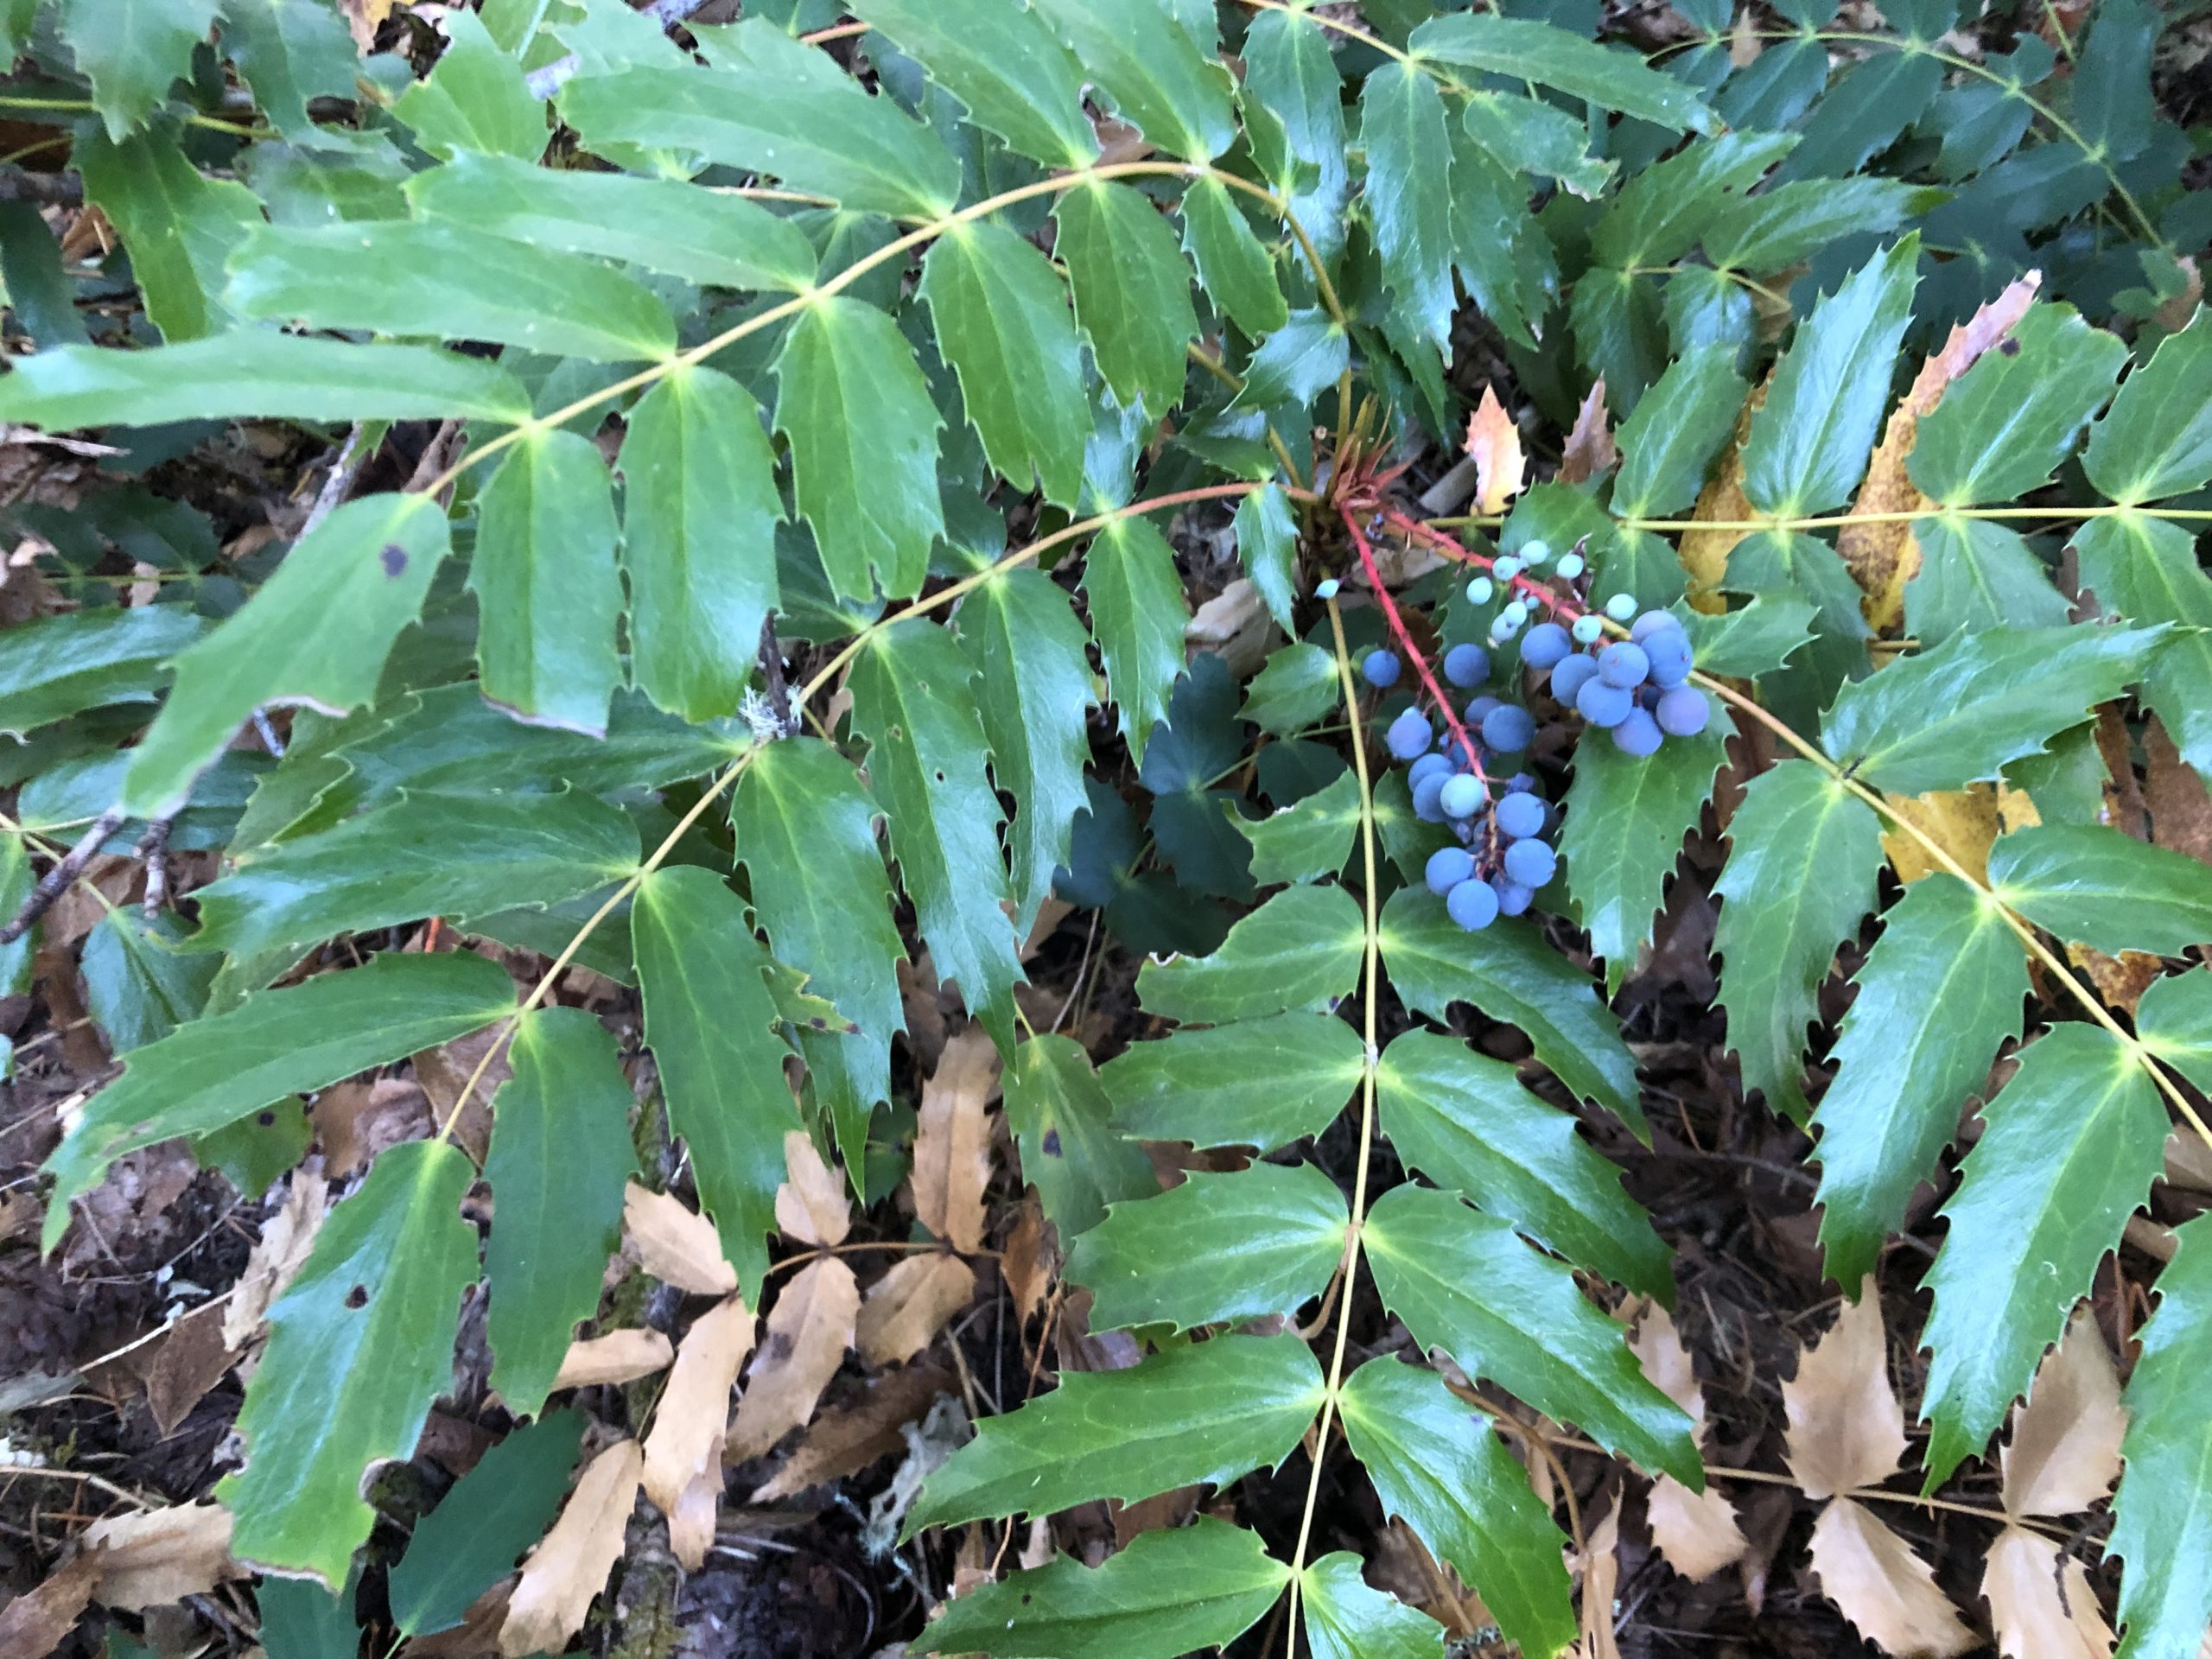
(773, 1130), (851, 1248)
(726, 1257), (860, 1464)
(1783, 1281), (1905, 1499)
(640, 1294), (754, 1558)
(1981, 1527), (2114, 1659)
(500, 1438), (643, 1659)
(1629, 1306), (1747, 1582)
(912, 1027), (999, 1253)
(624, 1181), (738, 1296)
(2067, 941), (2165, 1018)
(2000, 1309), (2125, 1519)
(551, 1328), (674, 1391)
(1464, 385), (1527, 516)
(1880, 785), (2003, 885)
(1808, 1497), (1975, 1657)
(856, 1252), (977, 1366)
(1677, 386), (1764, 610)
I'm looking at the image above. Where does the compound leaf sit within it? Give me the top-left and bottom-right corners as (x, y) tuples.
(1611, 343), (1749, 520)
(2137, 969), (2212, 1094)
(1908, 303), (2126, 505)
(1241, 767), (1362, 887)
(1029, 0), (1236, 162)
(1001, 1033), (1155, 1242)
(62, 0), (219, 139)
(391, 9), (543, 161)
(1300, 1552), (1445, 1659)
(1358, 61), (1458, 349)
(2083, 309), (2212, 505)
(849, 0), (1096, 170)
(1409, 11), (1719, 133)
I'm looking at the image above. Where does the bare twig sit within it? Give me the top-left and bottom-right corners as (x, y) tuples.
(302, 421), (372, 537)
(136, 814), (173, 920)
(0, 806), (124, 945)
(755, 614), (794, 734)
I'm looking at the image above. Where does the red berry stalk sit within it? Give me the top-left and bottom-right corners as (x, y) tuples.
(1341, 506), (1487, 780)
(1378, 507), (1595, 626)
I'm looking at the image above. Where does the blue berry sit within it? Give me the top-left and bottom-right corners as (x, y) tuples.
(1439, 773), (1485, 820)
(1412, 771), (1449, 822)
(1503, 837), (1556, 887)
(1643, 628), (1693, 688)
(1549, 653), (1599, 703)
(1598, 641), (1650, 689)
(1571, 613), (1605, 645)
(1467, 576), (1494, 604)
(1465, 694), (1502, 726)
(1521, 539), (1552, 565)
(1556, 551), (1586, 579)
(1494, 791), (1545, 841)
(1656, 685), (1711, 737)
(1506, 772), (1536, 793)
(1605, 593), (1637, 622)
(1408, 751), (1453, 790)
(1426, 846), (1475, 896)
(1520, 621), (1572, 671)
(1363, 649), (1402, 688)
(1314, 578), (1340, 600)
(1611, 707), (1664, 757)
(1387, 708), (1433, 760)
(1631, 608), (1684, 645)
(1491, 876), (1535, 917)
(1442, 642), (1491, 688)
(1493, 556), (1523, 582)
(1446, 877), (1501, 931)
(1481, 702), (1535, 753)
(1576, 677), (1633, 728)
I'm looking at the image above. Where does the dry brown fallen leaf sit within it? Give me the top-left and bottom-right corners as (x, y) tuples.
(774, 1130), (852, 1248)
(2145, 715), (2212, 868)
(1001, 1199), (1052, 1323)
(1808, 1498), (1976, 1657)
(912, 1027), (1000, 1253)
(2001, 1309), (2125, 1519)
(727, 1256), (861, 1464)
(857, 1253), (978, 1367)
(1981, 1527), (2114, 1659)
(640, 1293), (755, 1567)
(1629, 1306), (1749, 1581)
(551, 1327), (674, 1392)
(752, 1362), (957, 1500)
(1558, 378), (1618, 486)
(500, 1437), (644, 1659)
(77, 1502), (244, 1611)
(624, 1181), (739, 1296)
(0, 1553), (99, 1659)
(143, 1302), (233, 1438)
(1464, 385), (1527, 516)
(1573, 1499), (1623, 1659)
(1783, 1281), (1906, 1500)
(224, 1162), (328, 1352)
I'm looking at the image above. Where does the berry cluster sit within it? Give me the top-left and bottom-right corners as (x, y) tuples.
(1529, 604), (1709, 757)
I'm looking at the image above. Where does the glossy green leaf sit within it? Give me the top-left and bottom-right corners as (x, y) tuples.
(1918, 1023), (2166, 1487)
(189, 790), (639, 973)
(1029, 0), (1236, 162)
(82, 908), (218, 1055)
(1079, 513), (1189, 765)
(849, 620), (1025, 1049)
(1053, 180), (1198, 419)
(473, 428), (622, 736)
(191, 1099), (310, 1201)
(79, 128), (260, 342)
(390, 1410), (586, 1636)
(909, 1334), (1325, 1532)
(1677, 594), (1818, 679)
(920, 221), (1090, 507)
(1461, 92), (1609, 200)
(1233, 484), (1300, 631)
(1409, 12), (1719, 132)
(62, 0), (219, 139)
(559, 35), (959, 219)
(1359, 62), (1458, 349)
(0, 607), (205, 735)
(1909, 304), (2126, 505)
(1241, 767), (1361, 887)
(1903, 515), (2069, 643)
(1181, 175), (1288, 340)
(0, 333), (532, 429)
(1338, 1357), (1576, 1659)
(632, 865), (798, 1303)
(1810, 874), (2027, 1288)
(220, 1140), (480, 1585)
(2084, 309), (2212, 505)
(1560, 727), (1726, 994)
(1377, 889), (1646, 1138)
(1611, 343), (1749, 520)
(391, 10), (544, 162)
(123, 493), (448, 815)
(1068, 1161), (1347, 1332)
(484, 1010), (635, 1420)
(2071, 512), (2212, 772)
(1704, 177), (1919, 274)
(1711, 760), (1885, 1122)
(1740, 235), (1919, 518)
(2138, 969), (2212, 1094)
(2110, 1212), (2212, 1659)
(1591, 130), (1793, 271)
(850, 0), (1096, 170)
(733, 737), (904, 1175)
(1002, 1034), (1157, 1242)
(227, 219), (676, 365)
(1363, 1183), (1699, 1483)
(1821, 623), (2162, 796)
(408, 151), (817, 293)
(1241, 643), (1339, 737)
(774, 295), (944, 602)
(257, 1573), (359, 1657)
(1137, 882), (1363, 1024)
(622, 364), (785, 722)
(922, 1517), (1287, 1659)
(1101, 1011), (1364, 1150)
(219, 0), (359, 141)
(0, 837), (26, 1001)
(1987, 823), (2212, 957)
(1300, 1553), (1445, 1659)
(1376, 1029), (1669, 1299)
(1235, 309), (1351, 410)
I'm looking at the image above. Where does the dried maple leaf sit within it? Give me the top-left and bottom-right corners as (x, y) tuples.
(856, 1252), (977, 1366)
(726, 1256), (860, 1464)
(912, 1027), (999, 1253)
(501, 1438), (643, 1659)
(78, 1502), (243, 1610)
(640, 1294), (754, 1541)
(624, 1181), (738, 1296)
(551, 1328), (674, 1391)
(774, 1130), (852, 1248)
(1559, 379), (1618, 486)
(1808, 1498), (1976, 1657)
(1464, 385), (1527, 516)
(2001, 1309), (2125, 1519)
(1784, 1281), (1906, 1500)
(1981, 1527), (2114, 1659)
(1630, 1306), (1748, 1581)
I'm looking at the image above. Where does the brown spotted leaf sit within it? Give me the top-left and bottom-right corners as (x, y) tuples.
(911, 1026), (999, 1252)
